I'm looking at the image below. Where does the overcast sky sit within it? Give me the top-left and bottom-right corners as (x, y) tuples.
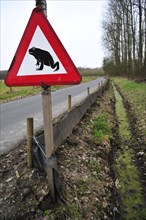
(0, 0), (108, 70)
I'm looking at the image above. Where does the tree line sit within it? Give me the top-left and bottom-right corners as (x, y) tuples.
(102, 0), (146, 79)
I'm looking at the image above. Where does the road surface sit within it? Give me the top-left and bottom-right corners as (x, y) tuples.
(0, 77), (106, 155)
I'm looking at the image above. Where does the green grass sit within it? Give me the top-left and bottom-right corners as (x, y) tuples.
(0, 76), (100, 102)
(0, 81), (41, 102)
(92, 114), (112, 141)
(112, 77), (146, 137)
(43, 204), (82, 220)
(66, 204), (82, 220)
(0, 80), (66, 102)
(113, 84), (146, 219)
(81, 76), (97, 83)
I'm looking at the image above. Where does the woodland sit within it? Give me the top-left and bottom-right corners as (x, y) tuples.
(102, 0), (146, 79)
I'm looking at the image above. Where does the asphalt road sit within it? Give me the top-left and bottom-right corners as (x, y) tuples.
(0, 77), (106, 155)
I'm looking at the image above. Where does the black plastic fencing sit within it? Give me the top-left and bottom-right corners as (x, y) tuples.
(36, 79), (108, 150)
(32, 78), (108, 202)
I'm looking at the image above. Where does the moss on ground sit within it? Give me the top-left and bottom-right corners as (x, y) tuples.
(112, 77), (146, 139)
(113, 84), (146, 219)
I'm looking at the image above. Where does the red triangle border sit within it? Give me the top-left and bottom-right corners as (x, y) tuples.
(5, 8), (82, 86)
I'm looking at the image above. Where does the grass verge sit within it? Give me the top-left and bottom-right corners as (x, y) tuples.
(112, 77), (146, 211)
(112, 77), (146, 139)
(0, 76), (99, 103)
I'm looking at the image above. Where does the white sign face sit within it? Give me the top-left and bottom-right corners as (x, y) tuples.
(17, 26), (67, 76)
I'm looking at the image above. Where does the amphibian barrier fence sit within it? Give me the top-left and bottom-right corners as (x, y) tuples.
(36, 78), (108, 151)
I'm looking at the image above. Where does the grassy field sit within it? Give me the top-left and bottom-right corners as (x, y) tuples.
(0, 75), (101, 103)
(0, 81), (41, 102)
(0, 80), (68, 102)
(0, 67), (105, 102)
(112, 77), (146, 138)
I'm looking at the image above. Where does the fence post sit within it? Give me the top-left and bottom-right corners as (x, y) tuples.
(27, 118), (33, 168)
(99, 82), (101, 89)
(87, 87), (90, 96)
(68, 95), (72, 112)
(10, 87), (13, 93)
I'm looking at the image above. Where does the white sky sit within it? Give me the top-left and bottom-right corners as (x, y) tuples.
(0, 0), (108, 70)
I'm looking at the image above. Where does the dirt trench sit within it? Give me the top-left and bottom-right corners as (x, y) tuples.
(112, 83), (146, 219)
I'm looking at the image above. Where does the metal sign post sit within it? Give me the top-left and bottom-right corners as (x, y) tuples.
(36, 0), (55, 202)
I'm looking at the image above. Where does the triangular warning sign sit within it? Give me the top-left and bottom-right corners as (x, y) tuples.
(5, 8), (82, 86)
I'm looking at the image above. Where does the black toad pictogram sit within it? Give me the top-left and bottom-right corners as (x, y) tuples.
(29, 47), (60, 71)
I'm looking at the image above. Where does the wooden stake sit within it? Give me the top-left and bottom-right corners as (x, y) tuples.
(99, 82), (101, 89)
(87, 87), (90, 96)
(68, 95), (72, 112)
(27, 117), (33, 168)
(100, 82), (102, 89)
(10, 87), (13, 93)
(42, 87), (55, 202)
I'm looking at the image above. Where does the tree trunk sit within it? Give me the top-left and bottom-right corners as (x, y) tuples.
(130, 0), (136, 75)
(138, 0), (143, 75)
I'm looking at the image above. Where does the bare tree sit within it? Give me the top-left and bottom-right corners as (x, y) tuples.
(102, 0), (145, 78)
